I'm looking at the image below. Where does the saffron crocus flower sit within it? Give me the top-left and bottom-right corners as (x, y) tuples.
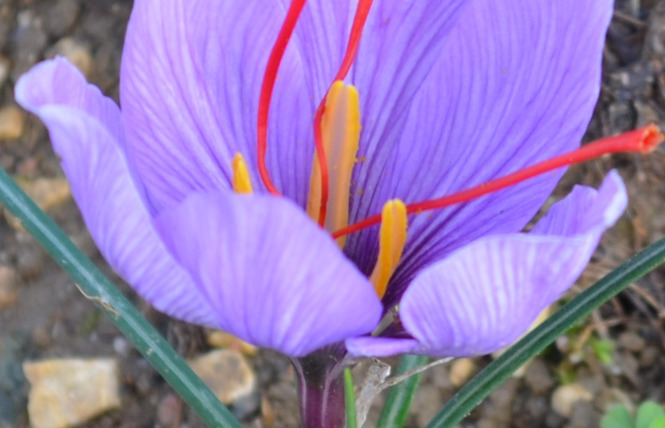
(15, 0), (660, 426)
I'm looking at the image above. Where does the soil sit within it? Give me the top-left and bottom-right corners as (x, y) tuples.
(1, 1), (665, 427)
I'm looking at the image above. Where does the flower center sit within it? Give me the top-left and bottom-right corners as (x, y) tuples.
(257, 0), (376, 225)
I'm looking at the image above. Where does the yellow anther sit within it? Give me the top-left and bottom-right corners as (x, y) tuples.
(306, 81), (361, 247)
(370, 199), (408, 299)
(232, 153), (253, 194)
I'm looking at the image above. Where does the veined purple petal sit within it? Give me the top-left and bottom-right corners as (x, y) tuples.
(154, 193), (382, 357)
(346, 337), (418, 357)
(347, 171), (627, 357)
(275, 0), (354, 100)
(15, 58), (218, 327)
(350, 0), (469, 167)
(345, 0), (614, 302)
(284, 0), (470, 126)
(120, 0), (314, 211)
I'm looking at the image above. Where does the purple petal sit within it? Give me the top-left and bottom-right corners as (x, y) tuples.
(348, 171), (627, 357)
(346, 337), (418, 357)
(350, 0), (469, 164)
(277, 0), (354, 99)
(120, 0), (314, 210)
(345, 0), (614, 299)
(15, 58), (218, 327)
(154, 193), (382, 357)
(290, 0), (469, 135)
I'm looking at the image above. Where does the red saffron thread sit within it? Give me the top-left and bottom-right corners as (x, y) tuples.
(257, 0), (308, 195)
(332, 125), (664, 239)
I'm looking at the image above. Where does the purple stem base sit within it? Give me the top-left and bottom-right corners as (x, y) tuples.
(292, 346), (347, 428)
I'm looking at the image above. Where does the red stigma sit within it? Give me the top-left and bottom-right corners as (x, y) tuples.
(332, 125), (664, 239)
(257, 0), (307, 195)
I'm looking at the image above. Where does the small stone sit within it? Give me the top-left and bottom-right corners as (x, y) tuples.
(15, 236), (44, 279)
(188, 349), (257, 406)
(449, 358), (476, 388)
(45, 0), (81, 37)
(48, 38), (93, 77)
(618, 331), (646, 352)
(640, 346), (659, 366)
(0, 106), (25, 140)
(18, 177), (71, 210)
(11, 12), (48, 78)
(112, 337), (130, 356)
(156, 394), (182, 427)
(566, 401), (600, 428)
(261, 395), (276, 428)
(206, 330), (258, 356)
(597, 387), (634, 413)
(31, 328), (52, 349)
(4, 177), (71, 230)
(477, 378), (519, 428)
(0, 266), (18, 308)
(0, 55), (11, 88)
(23, 358), (121, 428)
(612, 352), (639, 385)
(551, 383), (593, 417)
(524, 396), (549, 420)
(413, 384), (444, 428)
(524, 359), (554, 395)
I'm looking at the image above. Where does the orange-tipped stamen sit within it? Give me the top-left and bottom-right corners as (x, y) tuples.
(332, 125), (664, 239)
(370, 200), (408, 298)
(232, 153), (253, 194)
(313, 0), (376, 226)
(307, 81), (361, 247)
(257, 0), (308, 195)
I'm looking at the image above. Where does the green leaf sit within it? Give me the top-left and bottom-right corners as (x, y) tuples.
(0, 166), (242, 428)
(377, 355), (429, 428)
(425, 236), (665, 428)
(601, 405), (634, 428)
(637, 401), (665, 428)
(345, 368), (357, 428)
(648, 416), (665, 428)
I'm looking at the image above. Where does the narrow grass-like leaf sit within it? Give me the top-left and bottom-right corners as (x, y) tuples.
(345, 368), (357, 428)
(0, 167), (242, 428)
(426, 236), (665, 428)
(377, 355), (429, 428)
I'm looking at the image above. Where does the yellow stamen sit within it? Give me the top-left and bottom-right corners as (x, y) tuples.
(306, 80), (361, 247)
(232, 153), (253, 194)
(370, 199), (408, 298)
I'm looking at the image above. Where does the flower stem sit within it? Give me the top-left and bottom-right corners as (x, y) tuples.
(293, 348), (347, 428)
